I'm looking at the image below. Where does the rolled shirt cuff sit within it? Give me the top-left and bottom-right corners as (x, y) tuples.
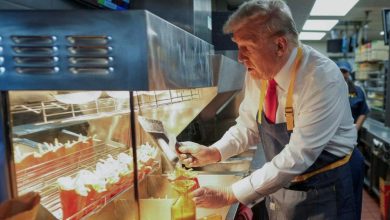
(231, 176), (264, 208)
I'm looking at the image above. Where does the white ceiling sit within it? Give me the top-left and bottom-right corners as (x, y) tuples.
(287, 0), (390, 41)
(225, 0), (390, 42)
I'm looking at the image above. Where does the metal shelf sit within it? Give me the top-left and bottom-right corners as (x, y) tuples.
(365, 87), (385, 93)
(357, 71), (383, 75)
(370, 107), (385, 112)
(367, 96), (384, 101)
(11, 89), (201, 136)
(11, 97), (130, 125)
(366, 78), (385, 82)
(16, 141), (127, 218)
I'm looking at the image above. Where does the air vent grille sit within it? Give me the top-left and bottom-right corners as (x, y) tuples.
(0, 36), (4, 74)
(11, 35), (59, 74)
(11, 35), (57, 45)
(67, 35), (113, 75)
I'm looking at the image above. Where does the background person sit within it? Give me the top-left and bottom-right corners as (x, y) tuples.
(337, 60), (370, 130)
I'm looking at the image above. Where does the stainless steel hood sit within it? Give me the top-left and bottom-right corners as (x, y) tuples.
(211, 54), (245, 93)
(0, 10), (213, 91)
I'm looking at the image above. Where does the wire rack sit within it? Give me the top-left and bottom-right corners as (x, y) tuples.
(16, 142), (129, 216)
(134, 89), (201, 109)
(10, 89), (201, 125)
(16, 141), (160, 220)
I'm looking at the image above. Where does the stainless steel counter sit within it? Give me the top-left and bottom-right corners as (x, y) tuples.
(362, 118), (390, 144)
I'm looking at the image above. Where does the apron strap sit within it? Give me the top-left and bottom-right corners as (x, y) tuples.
(291, 153), (352, 183)
(285, 47), (303, 131)
(257, 80), (267, 124)
(257, 47), (303, 131)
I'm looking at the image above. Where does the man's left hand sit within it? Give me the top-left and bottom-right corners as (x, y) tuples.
(190, 186), (238, 208)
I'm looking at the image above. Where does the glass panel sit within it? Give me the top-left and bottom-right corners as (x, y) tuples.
(135, 87), (220, 220)
(8, 87), (242, 220)
(9, 90), (140, 220)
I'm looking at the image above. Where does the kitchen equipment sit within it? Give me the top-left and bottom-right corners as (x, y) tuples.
(137, 115), (186, 166)
(0, 8), (246, 220)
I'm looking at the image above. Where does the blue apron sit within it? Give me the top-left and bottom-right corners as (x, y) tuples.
(258, 112), (362, 219)
(256, 47), (363, 219)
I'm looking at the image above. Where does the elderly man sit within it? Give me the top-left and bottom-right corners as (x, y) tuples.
(179, 0), (364, 219)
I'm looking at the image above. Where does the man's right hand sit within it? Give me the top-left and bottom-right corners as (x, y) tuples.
(178, 141), (221, 167)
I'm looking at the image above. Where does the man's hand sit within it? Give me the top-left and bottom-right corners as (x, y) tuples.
(190, 186), (237, 208)
(178, 141), (221, 167)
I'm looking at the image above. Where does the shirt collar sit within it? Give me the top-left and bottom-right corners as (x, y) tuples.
(274, 47), (298, 91)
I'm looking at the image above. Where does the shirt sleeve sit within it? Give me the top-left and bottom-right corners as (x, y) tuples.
(232, 78), (351, 205)
(212, 73), (261, 161)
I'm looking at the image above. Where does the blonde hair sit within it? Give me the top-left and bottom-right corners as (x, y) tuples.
(223, 0), (299, 45)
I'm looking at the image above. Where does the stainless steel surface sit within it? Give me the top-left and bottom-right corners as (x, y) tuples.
(194, 157), (251, 174)
(146, 11), (213, 90)
(136, 87), (217, 171)
(231, 146), (257, 159)
(215, 50), (238, 62)
(363, 118), (390, 144)
(132, 0), (212, 43)
(132, 0), (194, 33)
(285, 0), (315, 32)
(194, 0), (212, 44)
(139, 87), (217, 137)
(139, 174), (242, 220)
(0, 10), (213, 90)
(249, 144), (267, 172)
(211, 54), (245, 93)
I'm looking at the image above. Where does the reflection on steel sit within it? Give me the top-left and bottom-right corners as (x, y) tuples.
(0, 10), (213, 90)
(146, 12), (213, 90)
(194, 157), (252, 174)
(131, 0), (212, 43)
(211, 54), (245, 93)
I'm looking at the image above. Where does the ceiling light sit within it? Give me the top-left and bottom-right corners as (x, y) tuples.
(299, 32), (326, 40)
(380, 31), (384, 36)
(303, 20), (339, 31)
(310, 0), (359, 16)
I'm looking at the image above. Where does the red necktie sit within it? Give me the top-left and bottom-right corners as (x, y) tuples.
(265, 79), (278, 124)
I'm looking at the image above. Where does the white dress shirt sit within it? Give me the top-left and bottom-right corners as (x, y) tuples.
(212, 45), (357, 206)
